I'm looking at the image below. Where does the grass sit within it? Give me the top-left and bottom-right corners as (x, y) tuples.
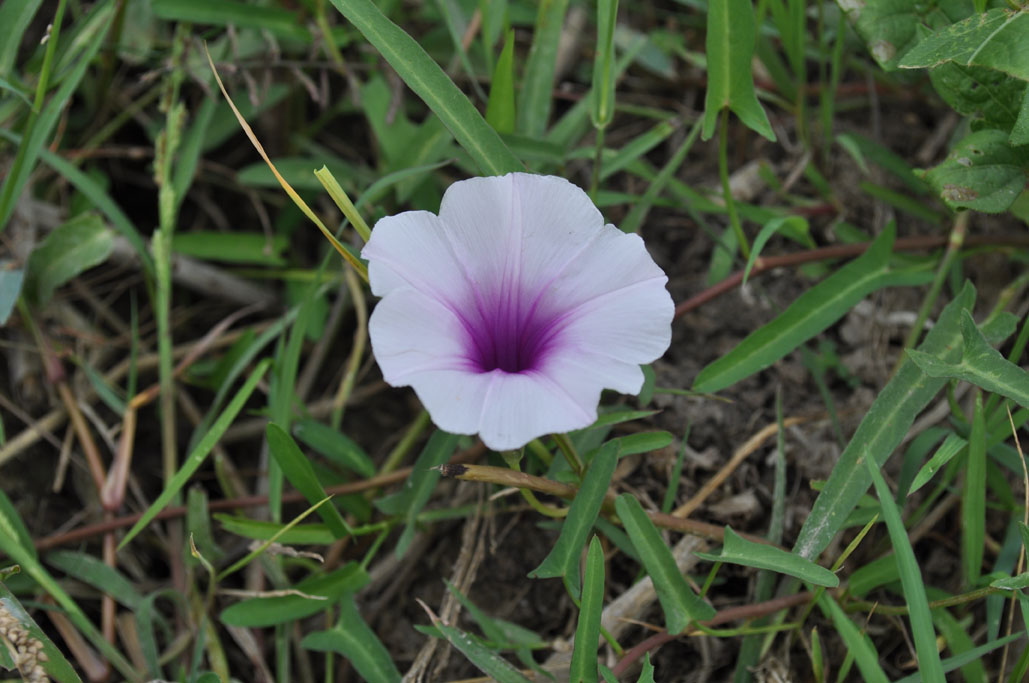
(1, 0), (1028, 681)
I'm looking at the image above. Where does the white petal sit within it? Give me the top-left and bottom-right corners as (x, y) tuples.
(438, 174), (607, 300)
(367, 288), (475, 382)
(541, 351), (646, 396)
(361, 209), (473, 308)
(405, 369), (495, 437)
(475, 371), (598, 450)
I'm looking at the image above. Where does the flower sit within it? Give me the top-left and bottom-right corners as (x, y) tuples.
(362, 173), (673, 451)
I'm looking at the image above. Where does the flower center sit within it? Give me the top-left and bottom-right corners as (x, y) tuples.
(462, 296), (563, 374)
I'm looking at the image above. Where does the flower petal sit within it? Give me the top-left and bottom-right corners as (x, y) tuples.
(361, 209), (473, 306)
(475, 371), (598, 450)
(437, 174), (607, 299)
(367, 288), (476, 382)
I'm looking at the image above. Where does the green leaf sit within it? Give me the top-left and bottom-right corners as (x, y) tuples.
(120, 359), (271, 549)
(216, 515), (335, 545)
(0, 0), (43, 78)
(0, 265), (22, 325)
(898, 9), (1029, 82)
(701, 0), (774, 141)
(907, 310), (1029, 408)
(517, 0), (570, 137)
(485, 30), (516, 134)
(570, 536), (605, 683)
(293, 419), (375, 478)
(301, 596), (402, 683)
(615, 494), (716, 633)
(908, 432), (966, 495)
(0, 490), (34, 562)
(266, 423), (351, 538)
(421, 611), (532, 683)
(590, 0), (619, 129)
(962, 392), (986, 586)
(695, 527), (838, 587)
(742, 216), (810, 285)
(221, 563), (369, 627)
(892, 633), (1023, 683)
(922, 128), (1029, 213)
(1012, 86), (1029, 146)
(817, 595), (889, 683)
(152, 0), (312, 42)
(929, 63), (1025, 131)
(172, 231), (287, 266)
(636, 654), (656, 683)
(793, 282), (976, 561)
(530, 442), (619, 596)
(865, 453), (945, 681)
(0, 582), (82, 683)
(330, 0), (522, 175)
(694, 225), (933, 393)
(24, 213), (113, 306)
(375, 430), (459, 557)
(45, 550), (144, 610)
(608, 431), (673, 456)
(838, 0), (971, 71)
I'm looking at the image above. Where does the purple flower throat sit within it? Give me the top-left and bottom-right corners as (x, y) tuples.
(460, 287), (566, 375)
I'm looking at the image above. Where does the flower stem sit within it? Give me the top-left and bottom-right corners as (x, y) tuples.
(590, 126), (606, 199)
(500, 451), (569, 518)
(553, 433), (584, 475)
(718, 107), (750, 261)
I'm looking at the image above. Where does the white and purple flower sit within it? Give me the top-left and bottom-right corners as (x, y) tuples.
(362, 173), (673, 451)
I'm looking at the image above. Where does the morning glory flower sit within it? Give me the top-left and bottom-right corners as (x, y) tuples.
(362, 173), (673, 451)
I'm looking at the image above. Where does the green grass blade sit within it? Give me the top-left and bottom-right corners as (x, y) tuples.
(908, 310), (1029, 409)
(893, 632), (1022, 683)
(301, 596), (402, 683)
(517, 0), (570, 137)
(962, 392), (986, 586)
(374, 430), (459, 558)
(742, 216), (810, 285)
(615, 494), (716, 633)
(817, 594), (889, 683)
(485, 29), (516, 134)
(620, 118), (702, 234)
(569, 536), (605, 683)
(590, 0), (618, 129)
(221, 564), (368, 627)
(330, 0), (522, 175)
(293, 419), (375, 478)
(864, 451), (945, 681)
(266, 423), (351, 538)
(23, 213), (113, 306)
(694, 527), (838, 587)
(701, 0), (774, 141)
(152, 0), (311, 42)
(694, 225), (933, 393)
(793, 282), (976, 561)
(908, 433), (967, 496)
(119, 359), (271, 549)
(420, 610), (532, 683)
(529, 442), (619, 596)
(0, 0), (43, 77)
(45, 550), (144, 610)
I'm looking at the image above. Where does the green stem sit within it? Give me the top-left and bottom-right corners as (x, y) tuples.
(379, 410), (431, 475)
(718, 107), (750, 261)
(590, 126), (606, 199)
(501, 450), (568, 518)
(553, 433), (584, 475)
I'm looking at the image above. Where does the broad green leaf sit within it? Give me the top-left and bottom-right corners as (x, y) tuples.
(46, 550), (144, 610)
(636, 654), (656, 683)
(608, 431), (673, 456)
(590, 0), (618, 129)
(172, 231), (287, 266)
(1012, 86), (1029, 146)
(293, 419), (375, 478)
(837, 0), (971, 70)
(695, 528), (838, 587)
(0, 265), (22, 324)
(922, 129), (1029, 213)
(24, 213), (113, 306)
(865, 454), (945, 681)
(120, 359), (271, 549)
(422, 614), (532, 683)
(0, 581), (82, 683)
(908, 432), (966, 495)
(615, 494), (716, 633)
(330, 0), (523, 175)
(216, 515), (336, 545)
(701, 0), (774, 141)
(694, 225), (933, 393)
(817, 595), (889, 683)
(518, 0), (570, 137)
(569, 536), (605, 683)
(445, 582), (547, 675)
(302, 596), (402, 683)
(929, 63), (1025, 137)
(899, 8), (1029, 82)
(793, 282), (976, 561)
(153, 0), (312, 41)
(266, 423), (350, 538)
(907, 310), (1029, 408)
(221, 564), (368, 627)
(530, 442), (619, 596)
(375, 430), (459, 557)
(485, 30), (516, 134)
